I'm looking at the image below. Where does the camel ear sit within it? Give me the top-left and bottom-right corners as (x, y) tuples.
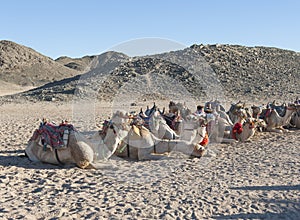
(140, 108), (143, 114)
(162, 107), (165, 115)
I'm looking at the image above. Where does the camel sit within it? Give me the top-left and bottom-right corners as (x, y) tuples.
(290, 98), (300, 128)
(263, 103), (300, 132)
(149, 110), (179, 139)
(138, 107), (179, 139)
(227, 101), (248, 124)
(208, 106), (259, 142)
(250, 105), (267, 132)
(205, 100), (226, 112)
(168, 101), (191, 120)
(291, 109), (300, 128)
(25, 110), (131, 168)
(114, 114), (209, 160)
(230, 117), (257, 142)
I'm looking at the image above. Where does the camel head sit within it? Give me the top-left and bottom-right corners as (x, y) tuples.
(109, 110), (132, 140)
(244, 118), (256, 129)
(287, 103), (300, 111)
(251, 105), (263, 118)
(253, 118), (267, 131)
(184, 114), (207, 130)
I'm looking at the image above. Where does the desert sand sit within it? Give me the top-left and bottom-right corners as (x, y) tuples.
(0, 100), (299, 220)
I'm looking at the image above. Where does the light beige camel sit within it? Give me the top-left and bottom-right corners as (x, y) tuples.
(25, 110), (131, 168)
(25, 131), (94, 168)
(207, 107), (246, 143)
(290, 98), (300, 128)
(291, 111), (300, 128)
(249, 105), (267, 131)
(209, 107), (259, 142)
(149, 110), (179, 139)
(231, 117), (257, 142)
(264, 103), (299, 133)
(168, 101), (191, 120)
(114, 114), (208, 160)
(227, 101), (247, 124)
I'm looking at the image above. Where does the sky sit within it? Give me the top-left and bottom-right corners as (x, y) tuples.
(1, 0), (299, 59)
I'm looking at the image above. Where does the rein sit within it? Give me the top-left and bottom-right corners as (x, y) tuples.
(287, 107), (296, 111)
(54, 149), (64, 165)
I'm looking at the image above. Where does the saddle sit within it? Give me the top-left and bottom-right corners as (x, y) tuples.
(29, 119), (75, 150)
(130, 125), (151, 139)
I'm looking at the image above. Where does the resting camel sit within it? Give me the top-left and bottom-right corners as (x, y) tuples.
(138, 108), (179, 139)
(168, 101), (191, 120)
(114, 114), (209, 160)
(25, 110), (131, 168)
(149, 110), (179, 139)
(230, 117), (257, 142)
(264, 103), (300, 132)
(290, 98), (300, 129)
(208, 106), (259, 142)
(248, 105), (267, 131)
(227, 101), (248, 124)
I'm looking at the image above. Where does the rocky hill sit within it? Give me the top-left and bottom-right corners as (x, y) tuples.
(0, 40), (82, 86)
(191, 44), (300, 102)
(55, 55), (96, 72)
(1, 42), (299, 104)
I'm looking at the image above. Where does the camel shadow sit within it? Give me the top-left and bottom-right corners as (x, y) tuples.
(213, 210), (300, 219)
(212, 185), (300, 219)
(0, 153), (76, 170)
(230, 185), (300, 191)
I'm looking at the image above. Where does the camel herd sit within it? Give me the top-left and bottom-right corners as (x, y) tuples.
(25, 98), (300, 169)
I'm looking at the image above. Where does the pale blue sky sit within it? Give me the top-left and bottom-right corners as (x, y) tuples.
(1, 0), (299, 58)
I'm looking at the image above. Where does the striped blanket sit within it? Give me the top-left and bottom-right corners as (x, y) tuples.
(29, 122), (75, 149)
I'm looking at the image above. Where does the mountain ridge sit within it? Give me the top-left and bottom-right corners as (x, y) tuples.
(0, 40), (299, 103)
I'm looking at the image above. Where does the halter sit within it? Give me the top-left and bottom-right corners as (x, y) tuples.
(287, 106), (296, 111)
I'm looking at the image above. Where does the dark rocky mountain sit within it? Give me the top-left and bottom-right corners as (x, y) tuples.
(191, 44), (300, 102)
(1, 41), (299, 103)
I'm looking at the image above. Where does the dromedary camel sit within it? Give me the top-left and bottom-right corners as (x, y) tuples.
(231, 117), (257, 142)
(264, 103), (300, 132)
(138, 107), (179, 139)
(25, 110), (131, 168)
(149, 110), (179, 139)
(208, 106), (259, 143)
(290, 98), (300, 128)
(291, 111), (300, 128)
(114, 114), (209, 160)
(227, 101), (248, 124)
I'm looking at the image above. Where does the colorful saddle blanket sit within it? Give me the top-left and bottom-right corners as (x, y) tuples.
(30, 121), (75, 149)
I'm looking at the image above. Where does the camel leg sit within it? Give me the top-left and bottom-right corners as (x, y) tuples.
(220, 138), (238, 143)
(138, 147), (167, 160)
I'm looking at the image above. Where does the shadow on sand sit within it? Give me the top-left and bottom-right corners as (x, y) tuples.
(212, 185), (300, 219)
(0, 151), (76, 170)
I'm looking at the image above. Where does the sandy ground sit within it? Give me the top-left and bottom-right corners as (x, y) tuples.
(0, 101), (299, 219)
